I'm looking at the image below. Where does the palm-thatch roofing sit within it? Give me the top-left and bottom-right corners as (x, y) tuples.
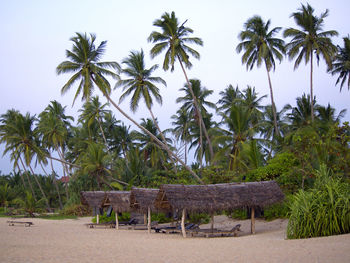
(154, 181), (284, 213)
(130, 188), (159, 213)
(80, 191), (107, 208)
(106, 191), (131, 213)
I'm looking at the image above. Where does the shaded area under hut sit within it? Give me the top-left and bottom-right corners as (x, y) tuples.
(154, 181), (284, 237)
(80, 191), (107, 224)
(105, 191), (131, 229)
(130, 188), (159, 233)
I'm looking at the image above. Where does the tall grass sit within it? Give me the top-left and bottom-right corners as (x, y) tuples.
(287, 165), (350, 239)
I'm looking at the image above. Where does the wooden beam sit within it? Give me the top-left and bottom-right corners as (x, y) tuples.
(147, 207), (151, 234)
(181, 208), (187, 238)
(115, 211), (119, 230)
(251, 207), (255, 234)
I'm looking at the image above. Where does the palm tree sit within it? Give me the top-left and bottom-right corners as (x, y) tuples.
(147, 12), (215, 163)
(288, 94), (317, 129)
(329, 36), (350, 91)
(58, 33), (203, 183)
(116, 49), (173, 157)
(176, 79), (215, 167)
(236, 15), (285, 137)
(284, 3), (338, 122)
(78, 96), (110, 149)
(171, 108), (191, 164)
(217, 85), (242, 116)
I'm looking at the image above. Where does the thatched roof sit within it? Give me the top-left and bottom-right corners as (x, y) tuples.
(130, 188), (159, 213)
(80, 191), (107, 208)
(154, 181), (284, 213)
(106, 191), (131, 213)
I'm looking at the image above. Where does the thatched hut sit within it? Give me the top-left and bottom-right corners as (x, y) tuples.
(80, 191), (108, 224)
(130, 188), (159, 233)
(154, 181), (284, 237)
(105, 191), (131, 229)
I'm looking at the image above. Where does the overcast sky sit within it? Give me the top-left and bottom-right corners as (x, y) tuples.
(0, 0), (349, 175)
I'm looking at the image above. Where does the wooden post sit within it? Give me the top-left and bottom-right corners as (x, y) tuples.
(181, 208), (187, 238)
(97, 214), (100, 224)
(115, 211), (119, 230)
(211, 213), (214, 232)
(144, 213), (147, 224)
(251, 207), (255, 234)
(147, 207), (151, 234)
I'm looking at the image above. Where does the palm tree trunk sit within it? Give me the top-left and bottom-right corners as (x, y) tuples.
(265, 63), (280, 137)
(49, 158), (63, 209)
(56, 146), (70, 199)
(147, 107), (177, 173)
(310, 52), (314, 123)
(97, 117), (109, 151)
(19, 156), (37, 201)
(178, 57), (215, 163)
(104, 93), (203, 184)
(16, 163), (27, 189)
(199, 116), (203, 170)
(28, 164), (51, 211)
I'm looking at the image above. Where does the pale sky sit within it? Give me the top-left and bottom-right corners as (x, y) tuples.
(0, 0), (349, 174)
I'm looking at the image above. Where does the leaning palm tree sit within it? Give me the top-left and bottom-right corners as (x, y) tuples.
(57, 33), (202, 183)
(284, 3), (338, 122)
(236, 15), (285, 137)
(329, 36), (350, 91)
(147, 11), (215, 163)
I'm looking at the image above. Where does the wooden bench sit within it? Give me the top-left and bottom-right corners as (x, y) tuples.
(188, 224), (241, 238)
(85, 222), (116, 229)
(7, 221), (33, 227)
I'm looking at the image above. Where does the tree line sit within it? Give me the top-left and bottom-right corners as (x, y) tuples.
(1, 4), (350, 212)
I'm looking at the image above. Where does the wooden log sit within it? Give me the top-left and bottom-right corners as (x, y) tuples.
(147, 207), (151, 234)
(181, 208), (186, 238)
(251, 207), (255, 234)
(115, 212), (119, 230)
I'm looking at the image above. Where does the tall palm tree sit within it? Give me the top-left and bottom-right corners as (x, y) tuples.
(236, 15), (285, 137)
(171, 108), (191, 164)
(78, 96), (110, 149)
(288, 94), (317, 129)
(147, 12), (215, 163)
(284, 3), (338, 122)
(58, 33), (202, 183)
(176, 79), (215, 167)
(329, 36), (350, 91)
(217, 85), (242, 116)
(116, 49), (172, 155)
(1, 112), (50, 209)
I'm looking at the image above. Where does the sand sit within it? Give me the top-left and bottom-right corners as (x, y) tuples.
(0, 216), (349, 263)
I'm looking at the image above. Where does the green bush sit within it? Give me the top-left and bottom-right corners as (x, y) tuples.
(60, 203), (91, 217)
(229, 209), (248, 220)
(287, 165), (350, 239)
(151, 213), (172, 224)
(188, 213), (210, 224)
(263, 200), (290, 221)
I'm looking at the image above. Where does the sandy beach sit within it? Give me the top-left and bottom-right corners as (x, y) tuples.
(0, 216), (349, 263)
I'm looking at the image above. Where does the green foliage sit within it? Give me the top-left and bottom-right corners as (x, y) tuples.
(13, 191), (46, 217)
(263, 199), (290, 221)
(201, 166), (237, 184)
(151, 213), (172, 224)
(287, 165), (350, 239)
(60, 203), (91, 217)
(188, 213), (210, 224)
(230, 209), (248, 220)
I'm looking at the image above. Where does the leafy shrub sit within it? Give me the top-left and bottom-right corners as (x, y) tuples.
(287, 165), (350, 239)
(60, 203), (91, 217)
(151, 213), (172, 224)
(229, 209), (248, 220)
(263, 199), (290, 221)
(188, 213), (210, 224)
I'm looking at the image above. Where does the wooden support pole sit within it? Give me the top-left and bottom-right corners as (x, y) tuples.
(144, 213), (147, 224)
(251, 207), (255, 234)
(115, 212), (119, 230)
(211, 213), (214, 232)
(147, 207), (151, 234)
(181, 208), (187, 238)
(97, 214), (100, 224)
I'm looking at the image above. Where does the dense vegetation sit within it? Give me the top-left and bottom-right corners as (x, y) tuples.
(1, 4), (349, 238)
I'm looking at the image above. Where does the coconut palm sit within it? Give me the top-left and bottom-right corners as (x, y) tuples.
(171, 108), (192, 164)
(284, 3), (338, 122)
(217, 85), (242, 116)
(58, 33), (202, 183)
(116, 49), (173, 156)
(236, 15), (285, 137)
(148, 12), (215, 163)
(78, 96), (110, 149)
(288, 94), (317, 129)
(329, 36), (350, 91)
